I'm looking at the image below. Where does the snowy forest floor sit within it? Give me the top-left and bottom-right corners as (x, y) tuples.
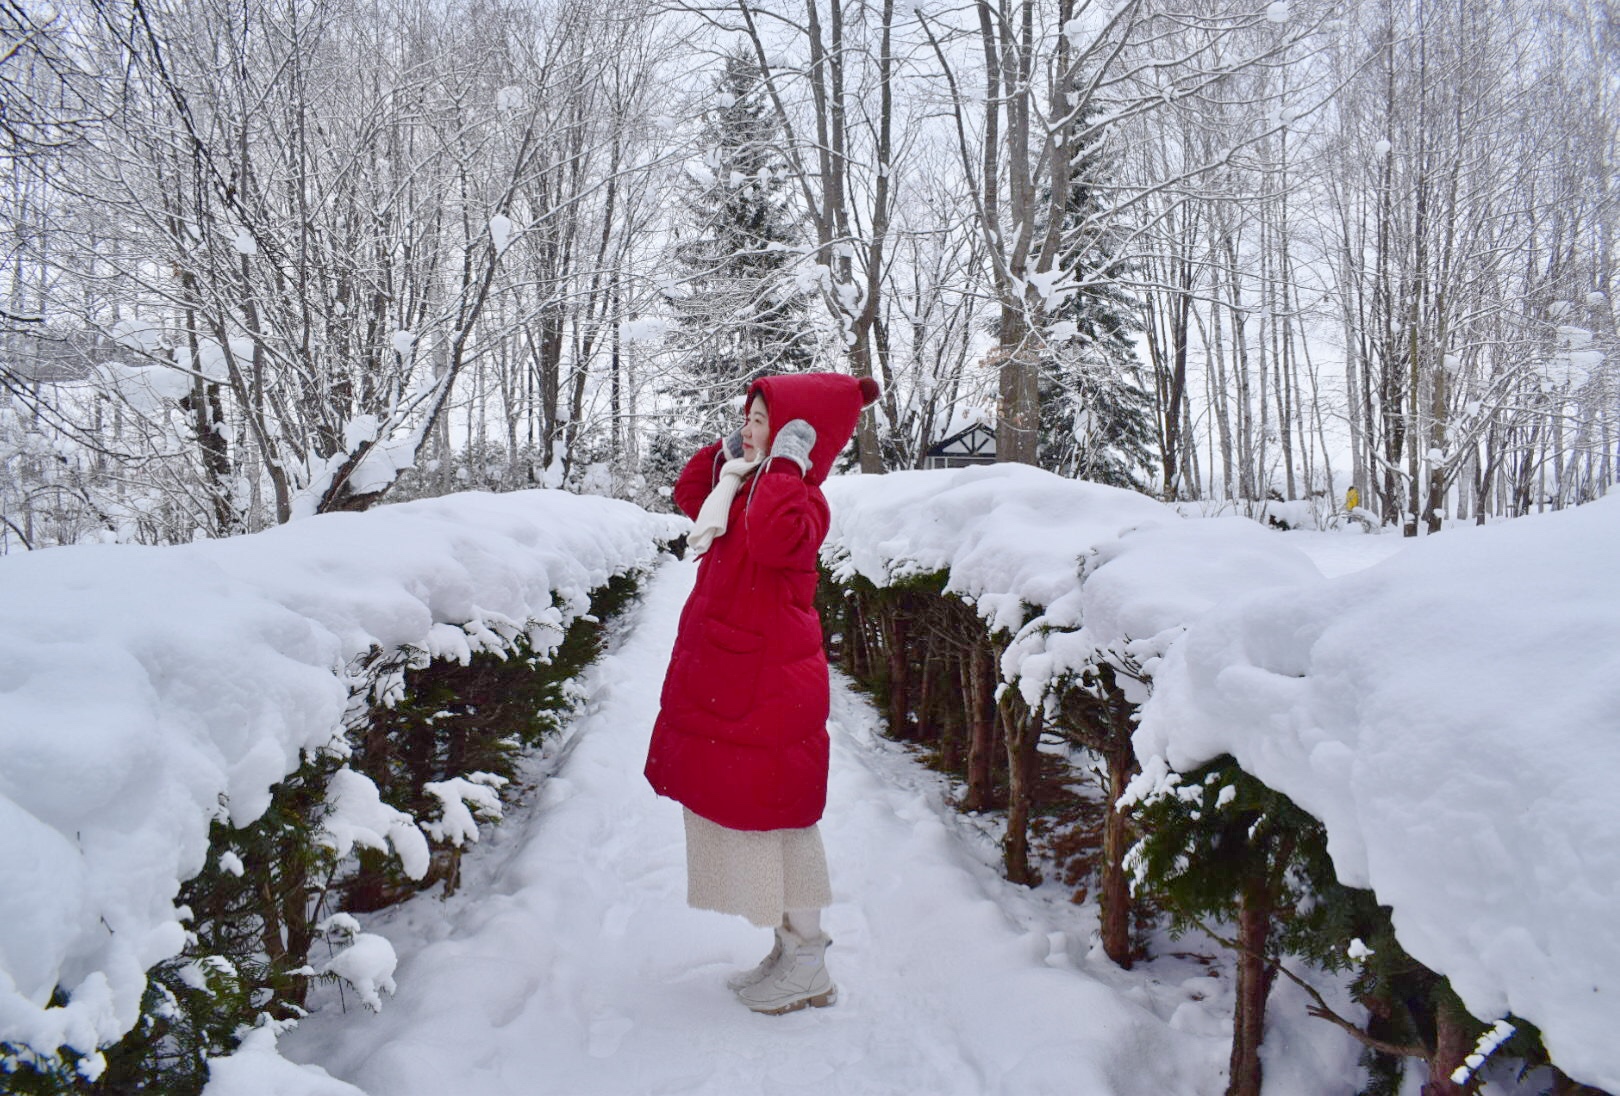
(280, 558), (1361, 1096)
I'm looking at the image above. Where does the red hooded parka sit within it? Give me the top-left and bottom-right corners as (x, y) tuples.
(644, 372), (878, 831)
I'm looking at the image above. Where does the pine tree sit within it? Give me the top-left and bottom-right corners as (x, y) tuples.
(664, 50), (813, 446)
(1037, 131), (1155, 491)
(1130, 756), (1507, 1096)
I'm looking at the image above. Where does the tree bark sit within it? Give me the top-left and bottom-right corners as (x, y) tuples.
(1100, 743), (1135, 967)
(964, 640), (995, 811)
(1002, 699), (1043, 885)
(884, 602), (911, 739)
(1227, 892), (1275, 1096)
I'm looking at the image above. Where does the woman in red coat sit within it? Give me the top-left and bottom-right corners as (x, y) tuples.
(645, 371), (878, 1015)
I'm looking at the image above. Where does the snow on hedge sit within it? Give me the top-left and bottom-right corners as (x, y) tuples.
(821, 464), (1327, 699)
(1132, 494), (1620, 1091)
(826, 464), (1620, 1085)
(821, 464), (1177, 633)
(0, 490), (675, 1063)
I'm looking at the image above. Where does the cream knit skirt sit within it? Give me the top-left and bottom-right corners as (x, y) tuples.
(682, 808), (832, 927)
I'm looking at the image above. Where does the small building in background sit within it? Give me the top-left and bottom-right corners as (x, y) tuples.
(923, 422), (997, 469)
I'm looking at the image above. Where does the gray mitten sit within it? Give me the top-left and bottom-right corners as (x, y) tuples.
(721, 429), (745, 460)
(769, 419), (817, 475)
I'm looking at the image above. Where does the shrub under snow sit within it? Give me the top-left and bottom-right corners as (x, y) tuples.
(827, 464), (1620, 1089)
(0, 490), (675, 1067)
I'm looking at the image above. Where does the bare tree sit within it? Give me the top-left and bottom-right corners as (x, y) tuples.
(919, 0), (1333, 484)
(671, 0), (901, 470)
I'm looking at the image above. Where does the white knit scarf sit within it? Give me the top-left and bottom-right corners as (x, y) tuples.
(688, 454), (762, 557)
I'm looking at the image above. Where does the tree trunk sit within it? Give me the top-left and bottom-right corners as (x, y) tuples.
(1100, 743), (1135, 968)
(1227, 892), (1274, 1096)
(996, 312), (1041, 466)
(846, 591), (869, 679)
(1159, 272), (1192, 499)
(884, 603), (911, 738)
(1002, 700), (1043, 885)
(964, 640), (995, 811)
(1422, 1009), (1473, 1096)
(914, 644), (935, 746)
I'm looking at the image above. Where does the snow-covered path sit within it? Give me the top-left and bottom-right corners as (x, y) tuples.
(281, 559), (1241, 1095)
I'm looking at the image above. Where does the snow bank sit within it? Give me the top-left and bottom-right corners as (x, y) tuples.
(825, 465), (1620, 1084)
(822, 465), (1325, 704)
(0, 490), (675, 1061)
(822, 464), (1176, 633)
(201, 1027), (368, 1096)
(1134, 495), (1620, 1091)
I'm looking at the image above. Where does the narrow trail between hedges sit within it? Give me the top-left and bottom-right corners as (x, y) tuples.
(281, 558), (1231, 1096)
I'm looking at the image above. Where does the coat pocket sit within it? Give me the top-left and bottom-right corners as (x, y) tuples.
(686, 617), (764, 723)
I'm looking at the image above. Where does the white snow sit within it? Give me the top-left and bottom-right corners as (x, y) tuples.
(1550, 325), (1605, 387)
(619, 317), (669, 343)
(95, 359), (193, 413)
(419, 774), (506, 847)
(822, 466), (1324, 706)
(204, 1027), (367, 1096)
(320, 768), (431, 882)
(109, 317), (166, 354)
(1134, 495), (1620, 1091)
(822, 464), (1176, 635)
(1024, 266), (1073, 312)
(489, 215), (514, 254)
(341, 415), (380, 452)
(339, 431), (419, 500)
(319, 934), (398, 1014)
(828, 464), (1620, 1087)
(0, 490), (674, 1064)
(1062, 3), (1116, 50)
(187, 336), (251, 383)
(1454, 1019), (1518, 1085)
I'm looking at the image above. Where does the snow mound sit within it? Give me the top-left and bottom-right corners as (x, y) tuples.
(823, 466), (1325, 703)
(825, 465), (1620, 1085)
(0, 490), (675, 1061)
(1134, 495), (1620, 1090)
(823, 464), (1176, 633)
(201, 1027), (367, 1096)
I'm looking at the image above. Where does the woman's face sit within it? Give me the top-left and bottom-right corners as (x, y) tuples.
(741, 397), (770, 458)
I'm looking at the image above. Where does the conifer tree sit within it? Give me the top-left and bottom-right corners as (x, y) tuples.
(1037, 133), (1155, 491)
(1130, 757), (1499, 1096)
(664, 49), (813, 447)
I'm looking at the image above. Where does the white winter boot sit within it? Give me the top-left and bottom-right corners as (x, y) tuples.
(735, 931), (836, 1015)
(726, 923), (790, 992)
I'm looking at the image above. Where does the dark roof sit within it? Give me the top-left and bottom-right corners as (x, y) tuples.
(924, 421), (996, 458)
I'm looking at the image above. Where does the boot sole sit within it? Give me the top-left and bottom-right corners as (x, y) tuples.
(747, 985), (838, 1016)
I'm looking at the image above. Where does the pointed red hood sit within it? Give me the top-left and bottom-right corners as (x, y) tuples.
(746, 372), (879, 486)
